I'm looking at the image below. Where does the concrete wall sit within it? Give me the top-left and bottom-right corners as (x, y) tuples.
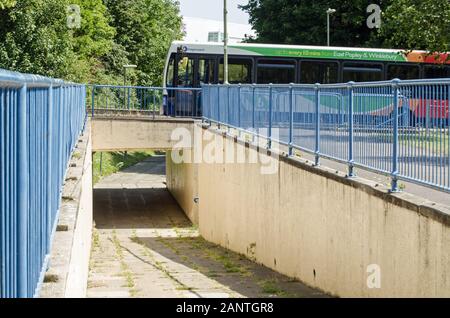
(166, 124), (450, 298)
(91, 117), (197, 151)
(166, 150), (199, 224)
(39, 120), (93, 298)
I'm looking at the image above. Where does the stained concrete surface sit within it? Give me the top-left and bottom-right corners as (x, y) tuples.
(87, 156), (328, 298)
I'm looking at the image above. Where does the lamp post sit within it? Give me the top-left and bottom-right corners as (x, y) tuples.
(326, 8), (336, 47)
(123, 64), (137, 109)
(123, 64), (137, 86)
(223, 0), (229, 84)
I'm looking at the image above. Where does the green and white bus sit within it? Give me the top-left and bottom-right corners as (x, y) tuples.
(164, 41), (450, 88)
(163, 41), (450, 119)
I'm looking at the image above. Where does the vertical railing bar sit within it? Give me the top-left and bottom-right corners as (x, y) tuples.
(46, 85), (53, 253)
(348, 82), (355, 177)
(0, 87), (4, 297)
(238, 84), (241, 138)
(227, 84), (231, 132)
(391, 79), (400, 192)
(17, 84), (28, 298)
(439, 85), (443, 187)
(217, 86), (221, 129)
(448, 85), (450, 188)
(127, 87), (131, 110)
(91, 86), (95, 117)
(315, 83), (320, 166)
(268, 84), (273, 149)
(289, 84), (294, 156)
(252, 84), (256, 141)
(153, 89), (156, 120)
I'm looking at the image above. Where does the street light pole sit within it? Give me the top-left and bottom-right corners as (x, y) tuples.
(326, 8), (336, 46)
(122, 64), (137, 108)
(123, 64), (137, 86)
(224, 0), (229, 84)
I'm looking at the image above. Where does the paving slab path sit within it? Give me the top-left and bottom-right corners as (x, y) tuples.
(87, 156), (328, 298)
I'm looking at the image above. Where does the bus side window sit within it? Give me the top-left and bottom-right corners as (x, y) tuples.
(423, 65), (450, 99)
(343, 62), (383, 82)
(166, 57), (175, 86)
(424, 65), (450, 79)
(257, 59), (296, 84)
(219, 58), (253, 84)
(300, 61), (338, 84)
(199, 59), (215, 85)
(177, 56), (194, 87)
(387, 64), (420, 80)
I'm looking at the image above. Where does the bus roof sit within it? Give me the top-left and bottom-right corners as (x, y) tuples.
(170, 41), (450, 64)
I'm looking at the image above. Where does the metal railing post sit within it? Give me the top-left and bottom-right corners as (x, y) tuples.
(238, 84), (241, 138)
(91, 85), (95, 117)
(100, 152), (103, 176)
(348, 82), (355, 177)
(0, 88), (5, 297)
(208, 84), (212, 126)
(17, 84), (28, 298)
(46, 85), (53, 252)
(217, 86), (221, 128)
(127, 87), (131, 110)
(252, 84), (256, 141)
(153, 89), (156, 120)
(315, 83), (321, 166)
(194, 89), (199, 117)
(391, 79), (400, 192)
(289, 84), (294, 156)
(268, 84), (273, 149)
(227, 84), (230, 132)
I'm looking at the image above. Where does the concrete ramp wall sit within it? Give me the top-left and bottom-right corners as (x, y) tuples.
(166, 152), (199, 224)
(166, 124), (450, 298)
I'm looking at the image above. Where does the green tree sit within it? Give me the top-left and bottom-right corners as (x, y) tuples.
(71, 0), (115, 60)
(378, 0), (450, 53)
(0, 0), (183, 85)
(68, 0), (117, 83)
(243, 0), (450, 54)
(241, 0), (388, 47)
(0, 0), (74, 78)
(0, 0), (16, 9)
(105, 0), (183, 86)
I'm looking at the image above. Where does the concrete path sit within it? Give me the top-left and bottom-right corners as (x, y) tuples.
(87, 156), (328, 298)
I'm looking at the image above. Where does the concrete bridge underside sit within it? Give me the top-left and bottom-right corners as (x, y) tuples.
(91, 116), (197, 152)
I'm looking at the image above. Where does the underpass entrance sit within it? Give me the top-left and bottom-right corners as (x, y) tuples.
(87, 153), (328, 298)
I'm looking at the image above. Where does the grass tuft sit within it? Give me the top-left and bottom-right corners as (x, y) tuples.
(93, 151), (155, 184)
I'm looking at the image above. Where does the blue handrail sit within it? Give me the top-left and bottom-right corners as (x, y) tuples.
(0, 69), (86, 298)
(202, 79), (450, 193)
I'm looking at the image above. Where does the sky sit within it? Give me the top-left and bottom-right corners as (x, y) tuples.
(179, 0), (250, 25)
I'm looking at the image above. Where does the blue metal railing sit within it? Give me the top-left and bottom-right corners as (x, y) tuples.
(89, 85), (202, 118)
(0, 69), (86, 298)
(202, 79), (450, 193)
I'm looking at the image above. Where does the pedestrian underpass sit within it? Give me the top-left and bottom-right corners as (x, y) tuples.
(2, 50), (450, 300)
(88, 155), (327, 298)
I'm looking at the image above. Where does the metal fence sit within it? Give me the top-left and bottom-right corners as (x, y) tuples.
(89, 85), (202, 118)
(0, 69), (86, 298)
(202, 79), (450, 193)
